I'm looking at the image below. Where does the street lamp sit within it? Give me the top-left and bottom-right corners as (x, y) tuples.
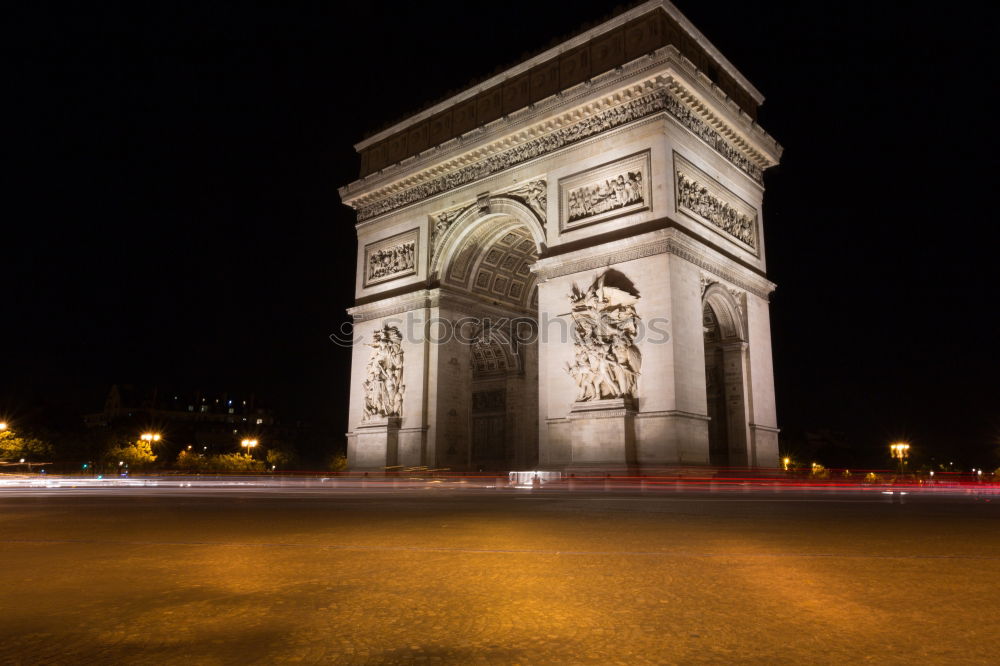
(141, 432), (161, 443)
(890, 442), (910, 476)
(240, 438), (258, 457)
(0, 422), (7, 431)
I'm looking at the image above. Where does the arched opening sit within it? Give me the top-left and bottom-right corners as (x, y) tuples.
(702, 284), (749, 467)
(469, 326), (519, 470)
(434, 203), (542, 471)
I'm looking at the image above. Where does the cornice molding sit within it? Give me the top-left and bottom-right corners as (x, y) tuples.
(435, 287), (538, 319)
(347, 86), (766, 224)
(635, 409), (711, 422)
(665, 234), (775, 300)
(533, 233), (670, 281)
(750, 423), (780, 434)
(348, 286), (537, 323)
(348, 290), (438, 322)
(532, 228), (775, 299)
(340, 48), (780, 216)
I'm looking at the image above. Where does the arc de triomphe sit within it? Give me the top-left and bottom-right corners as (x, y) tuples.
(338, 1), (782, 472)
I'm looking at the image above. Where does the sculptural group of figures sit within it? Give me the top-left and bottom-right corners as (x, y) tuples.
(368, 242), (415, 281)
(363, 326), (405, 419)
(565, 273), (642, 401)
(567, 171), (644, 222)
(676, 171), (756, 247)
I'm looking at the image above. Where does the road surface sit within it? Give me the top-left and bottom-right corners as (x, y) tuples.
(1, 482), (998, 664)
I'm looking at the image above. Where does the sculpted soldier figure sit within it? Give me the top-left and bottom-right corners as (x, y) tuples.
(362, 325), (405, 419)
(564, 272), (642, 401)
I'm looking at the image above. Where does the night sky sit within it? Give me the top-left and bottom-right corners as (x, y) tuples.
(5, 2), (998, 466)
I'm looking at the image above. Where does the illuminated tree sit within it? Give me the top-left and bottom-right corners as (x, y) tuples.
(206, 453), (264, 472)
(175, 449), (207, 471)
(102, 439), (157, 469)
(0, 429), (53, 461)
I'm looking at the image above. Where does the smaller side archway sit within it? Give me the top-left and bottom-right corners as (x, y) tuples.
(702, 283), (751, 467)
(702, 284), (745, 343)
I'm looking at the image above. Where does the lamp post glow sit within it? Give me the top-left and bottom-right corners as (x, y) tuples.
(890, 442), (910, 476)
(0, 422), (7, 431)
(241, 438), (258, 458)
(141, 432), (161, 443)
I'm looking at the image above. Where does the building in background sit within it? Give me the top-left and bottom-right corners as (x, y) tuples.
(84, 385), (301, 456)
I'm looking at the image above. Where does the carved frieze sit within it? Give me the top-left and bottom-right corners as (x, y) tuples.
(675, 154), (758, 252)
(363, 229), (419, 287)
(354, 85), (764, 223)
(564, 272), (642, 402)
(362, 324), (405, 420)
(560, 152), (650, 232)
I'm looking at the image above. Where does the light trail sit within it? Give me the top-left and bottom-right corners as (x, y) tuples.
(0, 472), (996, 499)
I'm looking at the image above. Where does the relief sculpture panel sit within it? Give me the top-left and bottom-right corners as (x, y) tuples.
(362, 325), (405, 420)
(674, 153), (758, 253)
(565, 271), (642, 401)
(363, 229), (419, 287)
(559, 152), (650, 232)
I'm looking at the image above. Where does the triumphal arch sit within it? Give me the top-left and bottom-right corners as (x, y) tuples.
(338, 1), (783, 471)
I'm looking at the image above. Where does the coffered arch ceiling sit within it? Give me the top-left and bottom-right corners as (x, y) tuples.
(443, 217), (539, 310)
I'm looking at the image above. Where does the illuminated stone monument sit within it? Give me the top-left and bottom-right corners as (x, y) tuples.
(338, 0), (782, 471)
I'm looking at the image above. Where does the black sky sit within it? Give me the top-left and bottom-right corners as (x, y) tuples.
(4, 2), (998, 465)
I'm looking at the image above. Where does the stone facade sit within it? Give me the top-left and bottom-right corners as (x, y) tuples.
(339, 1), (782, 471)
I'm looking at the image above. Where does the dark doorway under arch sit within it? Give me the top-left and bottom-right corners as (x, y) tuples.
(702, 288), (750, 468)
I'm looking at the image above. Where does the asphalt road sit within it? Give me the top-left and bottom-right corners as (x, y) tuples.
(1, 485), (998, 664)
